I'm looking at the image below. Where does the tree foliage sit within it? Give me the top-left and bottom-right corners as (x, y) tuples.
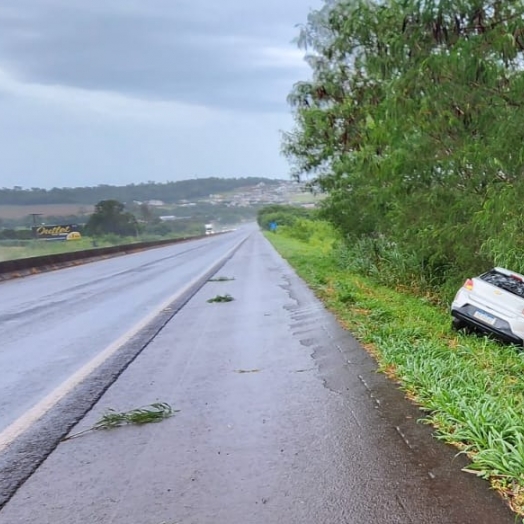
(284, 0), (524, 290)
(85, 200), (138, 237)
(257, 204), (315, 230)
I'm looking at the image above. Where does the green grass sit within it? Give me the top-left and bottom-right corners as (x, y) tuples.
(0, 233), (197, 262)
(267, 232), (524, 518)
(0, 239), (97, 262)
(0, 237), (143, 262)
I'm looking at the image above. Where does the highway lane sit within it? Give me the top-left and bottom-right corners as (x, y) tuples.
(0, 228), (249, 437)
(0, 231), (514, 523)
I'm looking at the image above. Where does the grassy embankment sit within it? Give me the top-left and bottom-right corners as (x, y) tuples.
(0, 239), (110, 262)
(266, 227), (524, 519)
(0, 234), (192, 263)
(0, 237), (149, 263)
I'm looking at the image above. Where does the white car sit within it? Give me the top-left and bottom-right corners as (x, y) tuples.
(451, 267), (524, 345)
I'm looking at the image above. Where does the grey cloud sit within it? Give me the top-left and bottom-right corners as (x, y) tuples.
(0, 0), (312, 112)
(0, 94), (293, 188)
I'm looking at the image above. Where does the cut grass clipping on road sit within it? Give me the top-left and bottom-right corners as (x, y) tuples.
(207, 294), (234, 303)
(266, 232), (524, 519)
(208, 276), (235, 282)
(63, 402), (177, 441)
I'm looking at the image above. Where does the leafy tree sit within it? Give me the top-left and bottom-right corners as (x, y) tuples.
(85, 200), (138, 237)
(257, 205), (314, 230)
(0, 228), (33, 240)
(284, 0), (524, 286)
(138, 203), (153, 223)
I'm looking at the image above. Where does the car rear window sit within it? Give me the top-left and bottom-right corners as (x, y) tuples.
(480, 269), (524, 298)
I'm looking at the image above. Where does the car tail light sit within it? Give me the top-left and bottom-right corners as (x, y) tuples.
(464, 279), (474, 291)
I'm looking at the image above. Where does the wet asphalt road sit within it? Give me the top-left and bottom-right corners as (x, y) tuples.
(0, 230), (247, 436)
(0, 231), (516, 523)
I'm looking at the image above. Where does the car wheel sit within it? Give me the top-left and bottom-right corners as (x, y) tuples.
(451, 317), (467, 331)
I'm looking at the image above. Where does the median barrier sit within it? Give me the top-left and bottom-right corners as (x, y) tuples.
(0, 234), (219, 281)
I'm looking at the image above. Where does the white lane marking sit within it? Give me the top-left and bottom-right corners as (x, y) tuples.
(0, 236), (246, 453)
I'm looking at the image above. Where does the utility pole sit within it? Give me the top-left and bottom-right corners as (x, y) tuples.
(30, 213), (43, 239)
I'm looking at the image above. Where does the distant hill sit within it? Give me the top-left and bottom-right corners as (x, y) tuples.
(0, 177), (283, 206)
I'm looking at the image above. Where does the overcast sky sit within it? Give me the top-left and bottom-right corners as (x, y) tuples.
(0, 0), (319, 189)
